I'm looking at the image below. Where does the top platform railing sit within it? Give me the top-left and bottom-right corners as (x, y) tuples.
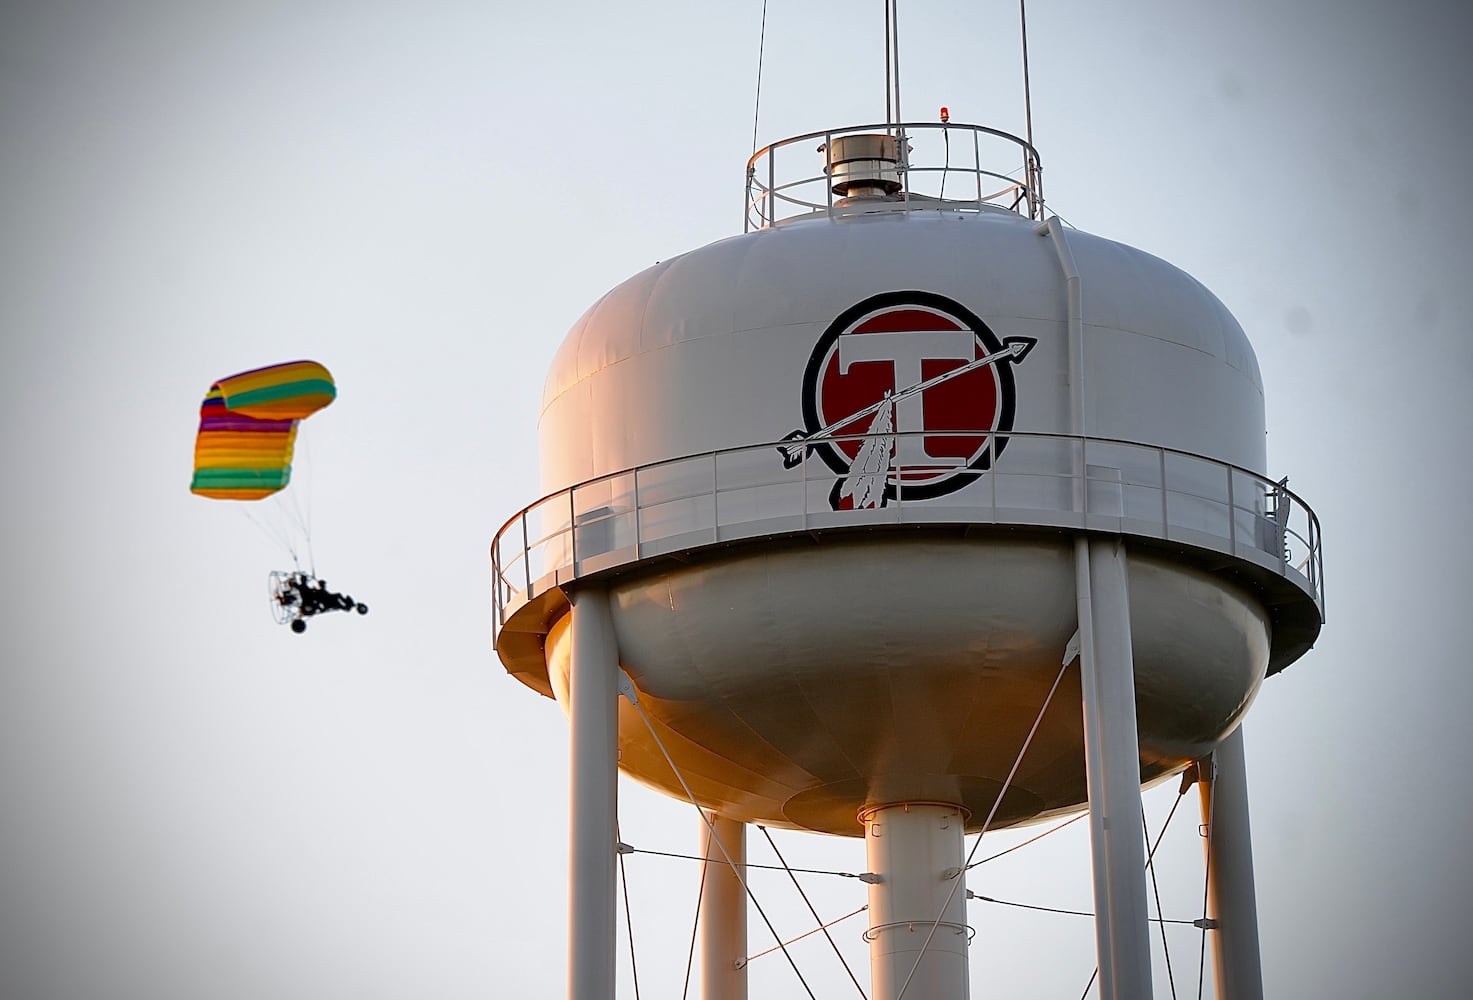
(745, 122), (1045, 231)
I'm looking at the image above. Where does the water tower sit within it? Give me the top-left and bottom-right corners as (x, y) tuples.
(491, 48), (1323, 1000)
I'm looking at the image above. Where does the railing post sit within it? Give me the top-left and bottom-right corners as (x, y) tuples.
(1075, 435), (1086, 517)
(1314, 516), (1324, 606)
(892, 428), (901, 518)
(744, 167), (752, 233)
(1227, 467), (1237, 554)
(1029, 150), (1044, 220)
(522, 513), (531, 596)
(989, 434), (997, 514)
(766, 150), (775, 227)
(491, 549), (501, 629)
(1028, 151), (1038, 219)
(973, 128), (983, 209)
(897, 126), (910, 201)
(801, 441), (809, 533)
(1158, 449), (1169, 538)
(824, 130), (834, 218)
(632, 469), (642, 559)
(568, 488), (578, 577)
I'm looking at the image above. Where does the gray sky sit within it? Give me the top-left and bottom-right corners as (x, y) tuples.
(2, 1), (1470, 997)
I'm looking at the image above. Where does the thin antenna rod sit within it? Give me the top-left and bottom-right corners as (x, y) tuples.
(1020, 0), (1035, 150)
(883, 0), (895, 125)
(1020, 0), (1040, 217)
(751, 0), (768, 154)
(884, 1), (893, 123)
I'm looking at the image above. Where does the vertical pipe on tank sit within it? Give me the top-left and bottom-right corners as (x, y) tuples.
(699, 814), (748, 1000)
(1041, 216), (1088, 517)
(1038, 218), (1084, 441)
(861, 803), (970, 1000)
(1197, 727), (1265, 1000)
(567, 586), (619, 1000)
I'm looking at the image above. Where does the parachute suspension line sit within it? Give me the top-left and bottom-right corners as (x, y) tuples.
(288, 425), (316, 576)
(757, 825), (868, 998)
(616, 821), (643, 1000)
(621, 686), (819, 1000)
(237, 504), (302, 570)
(750, 0), (768, 155)
(275, 491), (312, 575)
(680, 828), (712, 1000)
(895, 655), (1072, 1000)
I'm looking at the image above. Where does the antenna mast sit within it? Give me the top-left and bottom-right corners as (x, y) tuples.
(884, 0), (902, 125)
(1020, 0), (1041, 211)
(1020, 0), (1035, 149)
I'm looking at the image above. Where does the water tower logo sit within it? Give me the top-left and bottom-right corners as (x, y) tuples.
(777, 291), (1035, 510)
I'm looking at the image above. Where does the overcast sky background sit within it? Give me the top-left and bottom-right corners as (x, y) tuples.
(3, 1), (1470, 997)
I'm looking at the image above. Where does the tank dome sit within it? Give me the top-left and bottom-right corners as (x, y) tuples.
(494, 123), (1322, 836)
(540, 206), (1266, 493)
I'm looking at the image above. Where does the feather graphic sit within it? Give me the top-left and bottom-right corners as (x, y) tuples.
(838, 394), (895, 509)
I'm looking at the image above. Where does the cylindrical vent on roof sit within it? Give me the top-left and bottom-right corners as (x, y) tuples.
(822, 133), (901, 196)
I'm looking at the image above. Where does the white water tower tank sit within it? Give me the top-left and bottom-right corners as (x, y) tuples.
(494, 123), (1322, 837)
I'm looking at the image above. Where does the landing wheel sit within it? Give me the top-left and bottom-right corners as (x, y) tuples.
(291, 618), (307, 634)
(356, 603), (368, 615)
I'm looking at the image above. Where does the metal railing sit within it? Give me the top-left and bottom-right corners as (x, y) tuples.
(745, 122), (1044, 231)
(491, 430), (1323, 634)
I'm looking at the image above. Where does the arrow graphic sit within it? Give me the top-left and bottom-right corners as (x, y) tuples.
(776, 336), (1036, 469)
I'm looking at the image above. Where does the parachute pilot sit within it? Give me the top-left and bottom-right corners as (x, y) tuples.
(273, 571), (368, 633)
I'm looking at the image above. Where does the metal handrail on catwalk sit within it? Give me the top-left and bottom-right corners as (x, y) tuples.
(491, 428), (1323, 672)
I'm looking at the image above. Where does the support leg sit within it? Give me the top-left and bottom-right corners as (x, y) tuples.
(1077, 537), (1153, 999)
(568, 587), (619, 1000)
(1198, 725), (1265, 1000)
(861, 802), (970, 1000)
(699, 813), (748, 1000)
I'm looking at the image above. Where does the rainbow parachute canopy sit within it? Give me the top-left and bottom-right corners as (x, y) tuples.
(190, 361), (336, 500)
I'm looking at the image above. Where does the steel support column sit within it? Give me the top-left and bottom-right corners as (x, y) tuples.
(1077, 537), (1153, 999)
(861, 802), (970, 1000)
(699, 813), (748, 1000)
(568, 587), (619, 1000)
(1198, 725), (1265, 1000)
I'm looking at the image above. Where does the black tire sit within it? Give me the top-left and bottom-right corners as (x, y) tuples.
(356, 603), (368, 615)
(291, 619), (307, 634)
